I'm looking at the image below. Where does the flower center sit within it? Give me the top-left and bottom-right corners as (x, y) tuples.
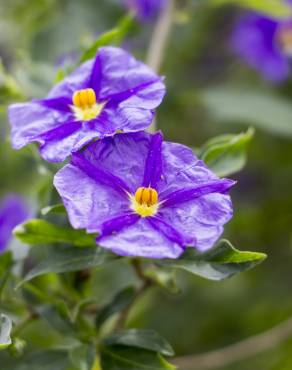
(72, 88), (104, 121)
(130, 187), (159, 217)
(277, 26), (292, 56)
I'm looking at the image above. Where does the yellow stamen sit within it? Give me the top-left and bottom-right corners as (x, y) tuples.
(72, 88), (104, 121)
(130, 187), (159, 217)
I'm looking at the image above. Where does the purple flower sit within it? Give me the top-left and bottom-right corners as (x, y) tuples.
(231, 9), (292, 82)
(8, 47), (165, 162)
(0, 194), (29, 253)
(124, 0), (167, 20)
(54, 132), (234, 259)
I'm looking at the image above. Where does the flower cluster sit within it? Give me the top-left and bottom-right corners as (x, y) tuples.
(9, 46), (235, 259)
(231, 1), (292, 82)
(0, 194), (29, 253)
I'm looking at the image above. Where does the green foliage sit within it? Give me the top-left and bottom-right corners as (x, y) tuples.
(1, 350), (70, 370)
(0, 314), (12, 350)
(95, 286), (136, 329)
(0, 1), (276, 369)
(100, 346), (176, 370)
(199, 127), (254, 177)
(144, 268), (179, 294)
(0, 252), (13, 297)
(41, 204), (66, 216)
(104, 329), (175, 357)
(14, 219), (96, 247)
(80, 14), (134, 63)
(202, 87), (292, 139)
(18, 245), (117, 286)
(69, 344), (95, 370)
(212, 0), (292, 17)
(158, 239), (267, 281)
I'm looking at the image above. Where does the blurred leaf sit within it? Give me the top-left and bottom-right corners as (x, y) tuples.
(19, 245), (117, 286)
(104, 329), (175, 357)
(202, 87), (292, 139)
(0, 252), (13, 297)
(69, 344), (95, 370)
(199, 127), (254, 177)
(80, 14), (134, 63)
(41, 204), (66, 216)
(0, 314), (12, 350)
(212, 0), (292, 17)
(14, 219), (96, 247)
(0, 350), (69, 370)
(158, 239), (267, 281)
(95, 286), (136, 330)
(144, 268), (179, 294)
(0, 60), (24, 105)
(100, 346), (176, 370)
(36, 304), (76, 336)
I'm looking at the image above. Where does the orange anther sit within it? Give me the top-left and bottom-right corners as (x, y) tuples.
(135, 187), (158, 207)
(73, 88), (96, 108)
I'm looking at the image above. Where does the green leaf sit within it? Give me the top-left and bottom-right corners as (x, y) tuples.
(80, 14), (134, 63)
(95, 286), (136, 330)
(69, 344), (95, 370)
(0, 314), (12, 350)
(104, 329), (174, 357)
(0, 350), (69, 370)
(201, 87), (292, 139)
(158, 239), (267, 281)
(14, 219), (96, 247)
(18, 245), (117, 287)
(212, 0), (292, 18)
(41, 204), (66, 216)
(199, 127), (254, 177)
(101, 346), (176, 370)
(0, 252), (13, 297)
(36, 304), (76, 336)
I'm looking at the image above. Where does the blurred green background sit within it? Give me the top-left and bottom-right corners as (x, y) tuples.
(1, 1), (292, 369)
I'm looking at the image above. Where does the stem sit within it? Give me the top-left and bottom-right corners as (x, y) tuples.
(115, 259), (153, 329)
(147, 0), (176, 133)
(173, 316), (292, 370)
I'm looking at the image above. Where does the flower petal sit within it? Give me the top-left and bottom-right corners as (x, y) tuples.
(72, 151), (131, 195)
(39, 97), (72, 112)
(0, 195), (29, 252)
(97, 218), (184, 259)
(8, 101), (71, 150)
(161, 179), (235, 207)
(158, 141), (221, 196)
(48, 59), (94, 98)
(159, 193), (234, 251)
(78, 132), (154, 193)
(96, 213), (140, 238)
(38, 121), (103, 163)
(148, 216), (191, 246)
(231, 14), (289, 82)
(142, 132), (163, 188)
(54, 164), (129, 232)
(94, 47), (165, 102)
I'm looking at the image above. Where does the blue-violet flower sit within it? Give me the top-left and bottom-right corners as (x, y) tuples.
(9, 47), (165, 162)
(54, 132), (235, 259)
(124, 0), (167, 20)
(0, 194), (29, 253)
(231, 4), (292, 82)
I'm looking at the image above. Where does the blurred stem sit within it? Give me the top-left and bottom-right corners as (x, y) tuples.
(147, 0), (176, 133)
(173, 316), (292, 370)
(115, 259), (153, 330)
